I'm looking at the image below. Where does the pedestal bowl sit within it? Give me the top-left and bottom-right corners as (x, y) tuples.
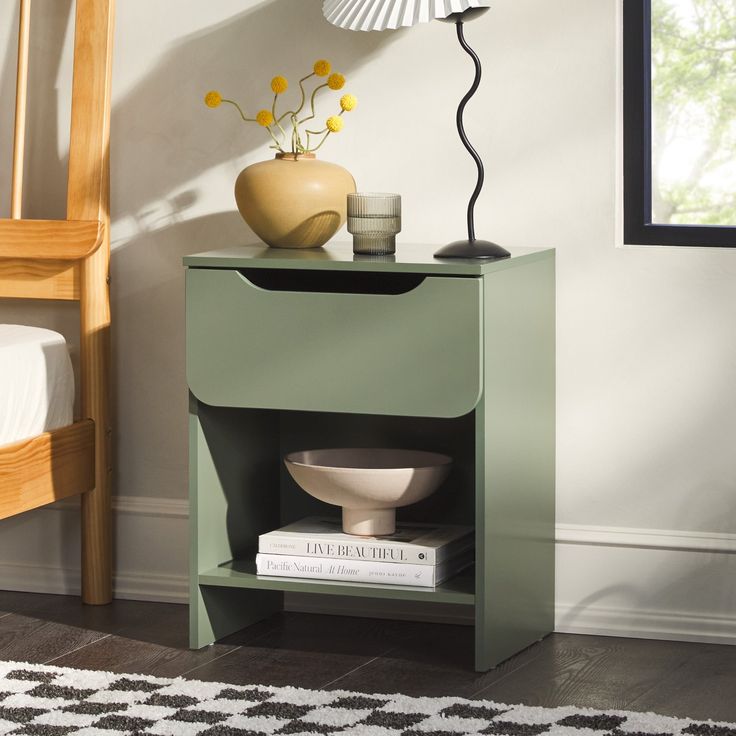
(284, 448), (452, 536)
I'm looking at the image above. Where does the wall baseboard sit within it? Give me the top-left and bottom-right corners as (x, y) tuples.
(555, 602), (736, 646)
(555, 522), (736, 647)
(0, 561), (188, 604)
(0, 499), (734, 646)
(556, 522), (736, 554)
(0, 495), (189, 604)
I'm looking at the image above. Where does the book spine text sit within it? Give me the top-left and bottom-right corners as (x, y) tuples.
(255, 553), (438, 586)
(258, 538), (436, 565)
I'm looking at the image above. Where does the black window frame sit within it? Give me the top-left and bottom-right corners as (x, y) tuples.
(623, 0), (736, 247)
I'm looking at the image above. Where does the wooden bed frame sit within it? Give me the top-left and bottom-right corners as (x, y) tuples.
(0, 0), (115, 605)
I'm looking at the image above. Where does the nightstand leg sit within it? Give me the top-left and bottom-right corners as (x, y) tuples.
(189, 399), (282, 649)
(474, 257), (556, 672)
(190, 584), (281, 649)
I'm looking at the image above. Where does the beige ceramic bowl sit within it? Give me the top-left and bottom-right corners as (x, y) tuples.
(284, 448), (452, 536)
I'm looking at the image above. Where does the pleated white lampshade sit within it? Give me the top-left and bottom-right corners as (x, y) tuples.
(322, 0), (491, 31)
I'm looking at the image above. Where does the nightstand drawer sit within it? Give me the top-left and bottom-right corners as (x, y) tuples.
(186, 268), (482, 417)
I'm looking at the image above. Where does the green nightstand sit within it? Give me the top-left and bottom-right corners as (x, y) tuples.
(185, 242), (555, 672)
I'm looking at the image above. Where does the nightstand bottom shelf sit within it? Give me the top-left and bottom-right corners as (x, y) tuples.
(198, 560), (476, 606)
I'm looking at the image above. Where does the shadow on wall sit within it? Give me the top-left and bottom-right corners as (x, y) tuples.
(110, 0), (397, 225)
(105, 1), (399, 504)
(0, 0), (399, 508)
(0, 0), (74, 219)
(0, 3), (19, 212)
(2, 0), (397, 223)
(24, 0), (74, 220)
(105, 213), (245, 509)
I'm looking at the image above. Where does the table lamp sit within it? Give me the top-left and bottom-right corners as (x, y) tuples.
(322, 0), (510, 260)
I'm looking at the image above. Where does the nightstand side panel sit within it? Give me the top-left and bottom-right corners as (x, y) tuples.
(475, 253), (556, 670)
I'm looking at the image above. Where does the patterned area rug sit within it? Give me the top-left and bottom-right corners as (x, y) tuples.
(0, 660), (731, 736)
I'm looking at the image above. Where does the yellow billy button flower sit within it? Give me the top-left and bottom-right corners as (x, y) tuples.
(340, 93), (357, 112)
(327, 73), (345, 90)
(256, 109), (275, 127)
(313, 59), (331, 76)
(271, 76), (288, 94)
(204, 90), (222, 108)
(326, 115), (344, 133)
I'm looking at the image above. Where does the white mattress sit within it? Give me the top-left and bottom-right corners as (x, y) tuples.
(0, 325), (75, 447)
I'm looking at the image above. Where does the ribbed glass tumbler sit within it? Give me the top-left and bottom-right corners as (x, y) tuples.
(347, 193), (402, 255)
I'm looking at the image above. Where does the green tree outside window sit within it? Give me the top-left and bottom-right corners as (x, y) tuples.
(651, 0), (736, 225)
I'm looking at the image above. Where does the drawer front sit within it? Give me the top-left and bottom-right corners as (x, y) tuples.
(186, 268), (482, 417)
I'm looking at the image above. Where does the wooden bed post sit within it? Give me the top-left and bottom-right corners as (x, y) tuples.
(79, 240), (112, 605)
(11, 0), (31, 220)
(67, 0), (116, 605)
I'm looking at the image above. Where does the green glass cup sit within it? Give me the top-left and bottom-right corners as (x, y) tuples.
(347, 193), (402, 255)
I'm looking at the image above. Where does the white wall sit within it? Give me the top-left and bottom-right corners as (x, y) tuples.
(1, 0), (735, 643)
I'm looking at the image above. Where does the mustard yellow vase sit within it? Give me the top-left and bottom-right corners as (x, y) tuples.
(234, 153), (356, 249)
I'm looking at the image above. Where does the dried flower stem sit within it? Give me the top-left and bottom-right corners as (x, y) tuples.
(309, 131), (332, 152)
(298, 82), (329, 126)
(278, 73), (314, 124)
(272, 94), (290, 147)
(222, 99), (255, 122)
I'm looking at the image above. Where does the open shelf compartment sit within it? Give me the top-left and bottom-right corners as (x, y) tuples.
(190, 403), (478, 645)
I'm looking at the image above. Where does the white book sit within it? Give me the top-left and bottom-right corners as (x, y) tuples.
(255, 549), (474, 587)
(259, 517), (474, 565)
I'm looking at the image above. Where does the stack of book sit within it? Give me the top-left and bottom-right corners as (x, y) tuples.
(256, 516), (474, 587)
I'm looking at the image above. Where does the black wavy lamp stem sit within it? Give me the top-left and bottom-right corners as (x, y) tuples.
(434, 9), (509, 260)
(456, 18), (484, 243)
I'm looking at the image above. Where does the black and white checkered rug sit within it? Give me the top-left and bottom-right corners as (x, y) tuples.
(0, 660), (731, 736)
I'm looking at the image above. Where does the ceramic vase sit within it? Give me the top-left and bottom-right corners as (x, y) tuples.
(234, 153), (356, 249)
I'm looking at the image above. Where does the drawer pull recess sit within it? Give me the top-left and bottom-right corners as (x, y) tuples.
(238, 268), (426, 295)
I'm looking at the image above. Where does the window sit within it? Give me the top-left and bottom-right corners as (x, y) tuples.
(624, 0), (736, 246)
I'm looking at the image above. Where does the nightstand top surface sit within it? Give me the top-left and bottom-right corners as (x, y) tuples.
(183, 242), (554, 275)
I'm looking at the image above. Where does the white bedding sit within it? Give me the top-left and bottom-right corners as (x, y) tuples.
(0, 325), (75, 447)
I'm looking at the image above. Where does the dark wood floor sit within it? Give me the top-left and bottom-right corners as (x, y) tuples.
(0, 591), (734, 722)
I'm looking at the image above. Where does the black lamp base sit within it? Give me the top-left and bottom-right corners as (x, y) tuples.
(434, 238), (511, 260)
